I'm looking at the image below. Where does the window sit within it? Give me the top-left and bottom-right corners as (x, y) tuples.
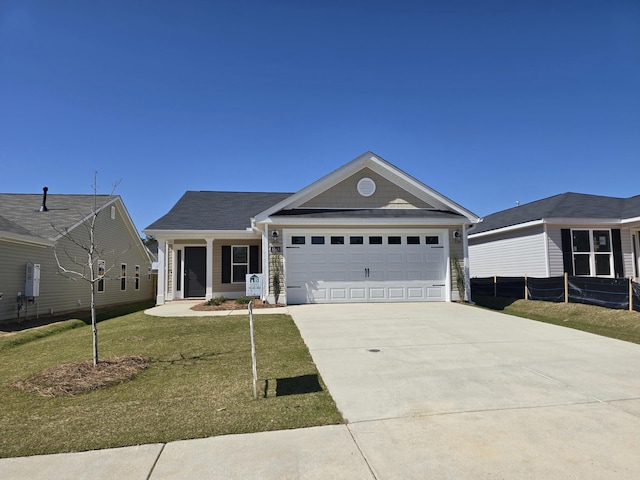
(388, 236), (401, 245)
(407, 236), (420, 245)
(425, 236), (439, 245)
(369, 236), (383, 245)
(350, 236), (364, 245)
(311, 236), (325, 245)
(176, 250), (182, 291)
(232, 246), (248, 283)
(97, 260), (105, 292)
(572, 229), (613, 276)
(120, 264), (127, 291)
(110, 205), (116, 219)
(331, 236), (344, 245)
(222, 245), (259, 284)
(135, 265), (140, 290)
(292, 236), (305, 245)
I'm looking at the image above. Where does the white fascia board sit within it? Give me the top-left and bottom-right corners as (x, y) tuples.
(621, 216), (640, 226)
(469, 217), (627, 240)
(260, 217), (474, 227)
(143, 230), (261, 240)
(545, 217), (622, 226)
(469, 219), (545, 239)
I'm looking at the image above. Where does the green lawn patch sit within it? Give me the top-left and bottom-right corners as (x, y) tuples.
(0, 310), (342, 458)
(473, 296), (640, 344)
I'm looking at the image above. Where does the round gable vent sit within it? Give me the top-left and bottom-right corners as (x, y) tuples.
(357, 177), (376, 197)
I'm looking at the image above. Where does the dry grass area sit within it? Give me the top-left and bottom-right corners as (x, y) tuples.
(11, 355), (149, 397)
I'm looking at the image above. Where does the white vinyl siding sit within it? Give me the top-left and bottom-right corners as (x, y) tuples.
(469, 227), (547, 277)
(546, 227), (565, 276)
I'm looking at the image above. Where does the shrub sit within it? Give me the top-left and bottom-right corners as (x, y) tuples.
(205, 296), (228, 306)
(235, 295), (254, 305)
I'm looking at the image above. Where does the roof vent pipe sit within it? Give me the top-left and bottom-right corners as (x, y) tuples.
(39, 187), (49, 212)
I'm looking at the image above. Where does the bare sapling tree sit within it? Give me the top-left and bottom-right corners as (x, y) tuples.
(53, 172), (127, 366)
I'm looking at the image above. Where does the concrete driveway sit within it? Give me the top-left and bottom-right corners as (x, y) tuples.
(2, 302), (640, 479)
(288, 302), (640, 478)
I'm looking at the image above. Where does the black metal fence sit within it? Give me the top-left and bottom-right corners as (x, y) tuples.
(471, 275), (640, 312)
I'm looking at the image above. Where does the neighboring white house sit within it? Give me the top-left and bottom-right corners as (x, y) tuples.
(0, 190), (154, 323)
(468, 192), (640, 280)
(144, 152), (481, 305)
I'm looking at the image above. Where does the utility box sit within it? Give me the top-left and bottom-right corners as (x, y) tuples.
(25, 263), (40, 297)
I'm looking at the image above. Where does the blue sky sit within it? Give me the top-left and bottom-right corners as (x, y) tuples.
(2, 0), (639, 235)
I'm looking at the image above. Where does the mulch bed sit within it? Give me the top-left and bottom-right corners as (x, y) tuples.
(11, 355), (149, 397)
(191, 299), (285, 311)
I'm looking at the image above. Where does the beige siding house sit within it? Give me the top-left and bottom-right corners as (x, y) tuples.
(145, 152), (480, 305)
(0, 191), (154, 323)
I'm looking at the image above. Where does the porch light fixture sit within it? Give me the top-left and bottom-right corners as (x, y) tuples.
(271, 230), (280, 243)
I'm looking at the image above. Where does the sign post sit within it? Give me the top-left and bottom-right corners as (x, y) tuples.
(248, 300), (258, 399)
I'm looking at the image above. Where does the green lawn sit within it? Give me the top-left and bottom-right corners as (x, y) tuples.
(473, 296), (640, 344)
(0, 310), (342, 458)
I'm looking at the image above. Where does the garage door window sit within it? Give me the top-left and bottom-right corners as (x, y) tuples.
(426, 236), (439, 244)
(388, 236), (401, 245)
(369, 236), (383, 244)
(292, 236), (306, 245)
(407, 236), (420, 244)
(350, 236), (364, 245)
(311, 236), (325, 245)
(331, 236), (345, 245)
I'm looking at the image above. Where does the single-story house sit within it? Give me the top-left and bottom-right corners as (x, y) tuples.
(144, 152), (480, 305)
(0, 189), (154, 323)
(468, 192), (640, 280)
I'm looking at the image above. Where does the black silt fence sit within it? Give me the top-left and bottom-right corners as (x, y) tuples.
(567, 277), (630, 310)
(471, 275), (639, 312)
(495, 277), (526, 299)
(470, 277), (495, 297)
(527, 277), (565, 302)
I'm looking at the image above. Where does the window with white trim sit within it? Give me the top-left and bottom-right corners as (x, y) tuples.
(120, 263), (127, 290)
(97, 260), (105, 292)
(571, 229), (613, 276)
(135, 265), (140, 290)
(232, 246), (248, 283)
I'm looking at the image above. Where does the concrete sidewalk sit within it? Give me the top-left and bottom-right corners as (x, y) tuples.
(2, 302), (640, 479)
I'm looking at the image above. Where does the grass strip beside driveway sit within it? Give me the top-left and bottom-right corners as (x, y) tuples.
(0, 311), (342, 458)
(474, 297), (640, 344)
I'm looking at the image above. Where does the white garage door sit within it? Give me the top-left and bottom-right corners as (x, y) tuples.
(285, 229), (448, 304)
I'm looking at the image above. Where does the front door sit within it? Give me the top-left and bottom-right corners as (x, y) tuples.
(184, 246), (206, 297)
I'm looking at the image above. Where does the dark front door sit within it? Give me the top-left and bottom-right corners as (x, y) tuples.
(184, 246), (206, 297)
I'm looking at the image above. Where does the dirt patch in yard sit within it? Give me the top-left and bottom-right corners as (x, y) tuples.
(11, 355), (149, 397)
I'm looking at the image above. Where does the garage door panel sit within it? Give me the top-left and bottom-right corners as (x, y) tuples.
(387, 270), (404, 281)
(349, 288), (366, 300)
(330, 288), (347, 300)
(368, 287), (385, 299)
(408, 287), (425, 299)
(387, 253), (404, 263)
(388, 287), (406, 299)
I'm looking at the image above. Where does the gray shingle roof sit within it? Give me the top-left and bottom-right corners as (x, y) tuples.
(471, 192), (640, 235)
(144, 191), (294, 231)
(0, 193), (116, 241)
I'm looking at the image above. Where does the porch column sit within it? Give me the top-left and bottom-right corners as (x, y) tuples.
(156, 240), (166, 305)
(205, 238), (213, 300)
